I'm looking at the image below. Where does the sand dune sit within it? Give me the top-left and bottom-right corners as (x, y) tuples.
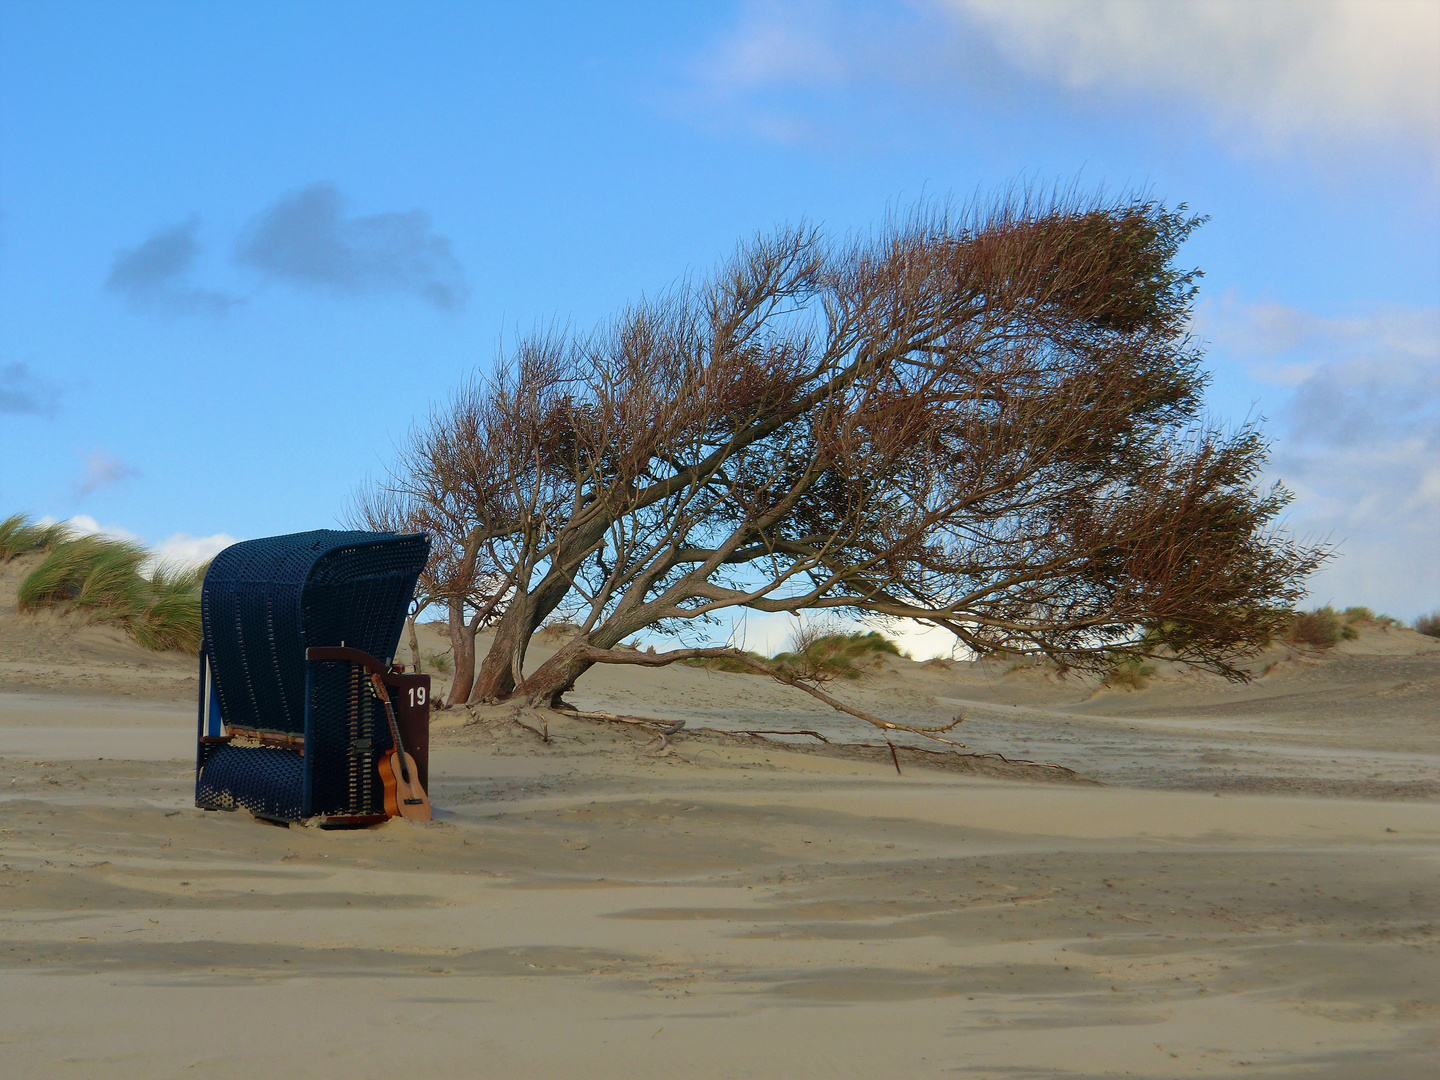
(1, 556), (1437, 1078)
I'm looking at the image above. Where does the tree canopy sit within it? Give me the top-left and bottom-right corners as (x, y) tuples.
(356, 192), (1326, 734)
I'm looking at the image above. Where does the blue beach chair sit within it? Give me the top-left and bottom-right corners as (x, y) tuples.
(194, 529), (433, 826)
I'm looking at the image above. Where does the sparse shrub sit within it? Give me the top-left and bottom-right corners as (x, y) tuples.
(1284, 606), (1351, 647)
(1102, 656), (1155, 690)
(772, 628), (904, 681)
(424, 650), (453, 673)
(16, 535), (206, 654)
(1284, 605), (1401, 647)
(1342, 606), (1401, 630)
(0, 513), (71, 563)
(1415, 612), (1440, 638)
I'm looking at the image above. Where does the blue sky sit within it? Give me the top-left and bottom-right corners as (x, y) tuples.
(1, 0), (1437, 626)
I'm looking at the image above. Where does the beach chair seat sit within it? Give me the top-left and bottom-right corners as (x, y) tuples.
(194, 529), (432, 826)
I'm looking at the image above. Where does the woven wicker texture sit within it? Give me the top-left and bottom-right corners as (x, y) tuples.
(196, 743), (305, 821)
(197, 529), (429, 821)
(201, 530), (429, 735)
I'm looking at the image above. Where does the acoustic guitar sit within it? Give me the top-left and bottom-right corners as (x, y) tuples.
(369, 671), (432, 821)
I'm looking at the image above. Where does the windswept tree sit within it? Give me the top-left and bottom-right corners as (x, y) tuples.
(357, 192), (1326, 731)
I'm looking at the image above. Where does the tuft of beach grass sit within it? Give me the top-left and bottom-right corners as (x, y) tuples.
(0, 513), (72, 563)
(12, 522), (206, 654)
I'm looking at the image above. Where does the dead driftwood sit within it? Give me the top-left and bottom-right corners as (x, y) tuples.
(561, 708), (1077, 778)
(567, 710), (686, 750)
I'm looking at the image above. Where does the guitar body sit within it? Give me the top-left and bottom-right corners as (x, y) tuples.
(378, 748), (432, 821)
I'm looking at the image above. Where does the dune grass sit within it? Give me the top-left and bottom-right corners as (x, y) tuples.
(678, 628), (906, 680)
(771, 629), (906, 680)
(13, 524), (205, 654)
(1283, 605), (1402, 648)
(1285, 607), (1353, 647)
(0, 513), (72, 562)
(682, 649), (770, 674)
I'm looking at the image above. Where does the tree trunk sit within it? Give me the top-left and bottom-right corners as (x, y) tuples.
(406, 616), (422, 673)
(467, 568), (578, 702)
(470, 608), (529, 702)
(513, 640), (595, 708)
(446, 599), (476, 706)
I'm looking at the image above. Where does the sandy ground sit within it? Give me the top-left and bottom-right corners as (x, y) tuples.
(2, 553), (1438, 1078)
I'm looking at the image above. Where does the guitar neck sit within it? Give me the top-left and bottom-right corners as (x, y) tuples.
(369, 673), (407, 758)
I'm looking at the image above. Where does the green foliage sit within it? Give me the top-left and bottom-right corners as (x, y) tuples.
(0, 513), (71, 563)
(424, 650), (453, 673)
(1102, 655), (1155, 690)
(15, 531), (206, 654)
(1414, 612), (1440, 639)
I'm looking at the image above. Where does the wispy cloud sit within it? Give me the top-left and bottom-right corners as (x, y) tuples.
(690, 1), (1440, 159)
(236, 183), (468, 310)
(105, 218), (243, 315)
(1200, 298), (1439, 616)
(685, 1), (955, 146)
(75, 449), (140, 498)
(0, 362), (61, 416)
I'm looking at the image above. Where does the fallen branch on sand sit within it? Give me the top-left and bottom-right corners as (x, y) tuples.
(463, 702), (554, 743)
(700, 728), (832, 743)
(512, 713), (550, 743)
(566, 710), (686, 751)
(561, 710), (1075, 777)
(574, 644), (969, 748)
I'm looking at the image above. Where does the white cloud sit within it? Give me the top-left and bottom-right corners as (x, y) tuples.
(704, 2), (850, 90)
(1201, 298), (1439, 618)
(953, 0), (1439, 150)
(151, 531), (238, 568)
(1197, 295), (1438, 358)
(693, 1), (1440, 158)
(630, 605), (963, 662)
